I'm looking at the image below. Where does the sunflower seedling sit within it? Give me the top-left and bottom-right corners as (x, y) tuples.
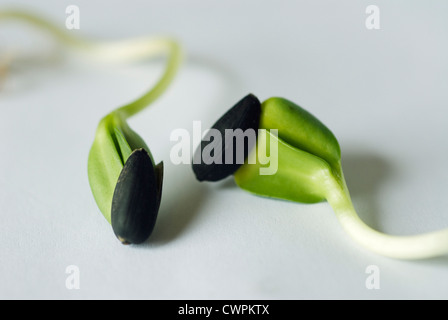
(85, 39), (182, 244)
(0, 9), (182, 244)
(87, 111), (166, 244)
(194, 94), (448, 260)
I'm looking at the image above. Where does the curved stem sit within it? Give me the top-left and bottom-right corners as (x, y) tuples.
(0, 9), (182, 119)
(112, 38), (182, 119)
(325, 170), (448, 260)
(0, 9), (90, 49)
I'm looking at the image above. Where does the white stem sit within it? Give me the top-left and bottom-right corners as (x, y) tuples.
(82, 37), (176, 64)
(325, 177), (448, 260)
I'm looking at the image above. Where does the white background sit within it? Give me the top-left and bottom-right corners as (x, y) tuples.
(1, 0), (448, 299)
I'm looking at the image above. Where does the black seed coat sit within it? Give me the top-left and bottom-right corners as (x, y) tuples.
(192, 93), (261, 182)
(111, 149), (163, 244)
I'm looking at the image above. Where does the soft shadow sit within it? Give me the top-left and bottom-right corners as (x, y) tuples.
(409, 255), (448, 266)
(215, 178), (238, 190)
(147, 166), (209, 246)
(341, 150), (392, 230)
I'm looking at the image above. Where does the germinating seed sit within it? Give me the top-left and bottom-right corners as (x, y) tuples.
(111, 149), (163, 245)
(192, 93), (261, 182)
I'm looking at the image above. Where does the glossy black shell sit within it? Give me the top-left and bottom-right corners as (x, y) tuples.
(111, 149), (163, 244)
(192, 94), (261, 182)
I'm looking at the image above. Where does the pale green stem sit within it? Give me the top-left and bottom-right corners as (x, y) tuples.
(0, 9), (182, 119)
(111, 38), (182, 119)
(325, 166), (448, 260)
(0, 9), (90, 49)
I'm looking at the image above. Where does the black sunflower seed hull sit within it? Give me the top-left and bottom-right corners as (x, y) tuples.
(111, 148), (163, 245)
(192, 93), (261, 182)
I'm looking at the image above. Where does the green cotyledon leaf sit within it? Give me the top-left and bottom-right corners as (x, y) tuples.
(87, 111), (155, 223)
(234, 130), (331, 203)
(233, 96), (344, 204)
(259, 97), (342, 177)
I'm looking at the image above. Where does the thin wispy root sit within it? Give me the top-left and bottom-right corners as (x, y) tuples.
(0, 52), (14, 89)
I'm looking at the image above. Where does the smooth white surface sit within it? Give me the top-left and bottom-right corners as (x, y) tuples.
(1, 0), (448, 299)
